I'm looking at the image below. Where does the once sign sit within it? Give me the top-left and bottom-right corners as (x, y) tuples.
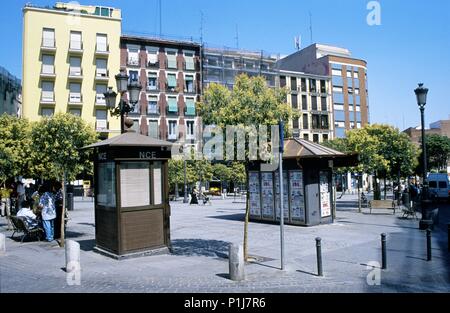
(139, 151), (157, 159)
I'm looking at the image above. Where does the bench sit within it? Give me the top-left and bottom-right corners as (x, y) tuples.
(402, 204), (419, 220)
(368, 200), (396, 214)
(9, 216), (44, 243)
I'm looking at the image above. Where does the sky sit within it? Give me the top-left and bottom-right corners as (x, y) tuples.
(1, 0), (449, 130)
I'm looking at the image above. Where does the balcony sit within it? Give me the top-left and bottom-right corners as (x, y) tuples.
(147, 60), (160, 68)
(95, 94), (106, 106)
(146, 84), (159, 92)
(167, 133), (177, 141)
(68, 93), (83, 105)
(41, 38), (56, 53)
(95, 44), (110, 57)
(127, 58), (140, 67)
(40, 92), (55, 105)
(68, 41), (84, 55)
(95, 69), (109, 81)
(147, 105), (160, 115)
(68, 67), (83, 80)
(96, 120), (108, 132)
(40, 65), (56, 79)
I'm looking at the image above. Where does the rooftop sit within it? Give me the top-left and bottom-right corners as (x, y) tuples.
(24, 2), (121, 19)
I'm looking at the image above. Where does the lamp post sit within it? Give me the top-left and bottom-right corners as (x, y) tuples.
(104, 69), (142, 134)
(183, 159), (188, 203)
(414, 83), (431, 230)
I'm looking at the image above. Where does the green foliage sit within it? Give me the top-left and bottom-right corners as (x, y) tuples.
(425, 134), (450, 171)
(213, 163), (232, 182)
(30, 113), (98, 181)
(230, 162), (246, 185)
(0, 114), (33, 183)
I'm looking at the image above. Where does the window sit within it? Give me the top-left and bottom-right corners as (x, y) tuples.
(320, 80), (326, 93)
(184, 51), (195, 70)
(331, 63), (342, 70)
(185, 98), (196, 116)
(69, 109), (81, 116)
(321, 115), (329, 129)
(168, 96), (178, 113)
(321, 97), (327, 111)
(147, 47), (159, 66)
(148, 120), (159, 138)
(96, 109), (107, 121)
(69, 83), (81, 103)
(302, 114), (309, 130)
(147, 72), (158, 91)
(96, 85), (107, 104)
(438, 181), (447, 189)
(334, 110), (345, 121)
(147, 96), (158, 114)
(70, 31), (82, 50)
(42, 55), (54, 74)
(94, 6), (113, 17)
(349, 96), (354, 105)
(336, 128), (346, 138)
(331, 69), (342, 76)
(291, 94), (298, 109)
(185, 75), (195, 93)
(334, 104), (344, 111)
(186, 121), (195, 138)
(311, 114), (320, 129)
(313, 134), (319, 143)
(129, 70), (139, 83)
(323, 134), (329, 142)
(302, 95), (307, 110)
(280, 76), (286, 88)
(168, 120), (178, 140)
(167, 50), (177, 69)
(301, 78), (307, 92)
(224, 58), (233, 68)
(355, 88), (360, 95)
(303, 134), (309, 141)
(42, 28), (55, 47)
(356, 112), (362, 122)
(96, 34), (108, 52)
(96, 59), (108, 77)
(41, 82), (54, 101)
(290, 77), (297, 91)
(69, 57), (82, 75)
(354, 78), (360, 89)
(347, 77), (353, 88)
(333, 86), (343, 93)
(309, 79), (317, 92)
(206, 55), (220, 67)
(311, 96), (317, 111)
(127, 46), (140, 66)
(333, 93), (344, 104)
(332, 76), (343, 87)
(167, 74), (177, 91)
(347, 70), (353, 78)
(293, 118), (299, 129)
(41, 108), (54, 116)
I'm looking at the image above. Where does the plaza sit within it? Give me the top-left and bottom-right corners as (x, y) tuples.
(1, 194), (449, 293)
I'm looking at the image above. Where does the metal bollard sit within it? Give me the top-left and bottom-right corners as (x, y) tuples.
(316, 237), (323, 277)
(381, 233), (387, 269)
(427, 229), (432, 261)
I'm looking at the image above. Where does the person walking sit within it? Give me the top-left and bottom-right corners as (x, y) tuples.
(38, 182), (56, 242)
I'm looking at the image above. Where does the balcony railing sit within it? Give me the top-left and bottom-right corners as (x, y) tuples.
(146, 84), (159, 92)
(69, 93), (82, 104)
(96, 94), (106, 105)
(147, 60), (160, 68)
(127, 58), (140, 67)
(69, 41), (83, 53)
(41, 92), (55, 103)
(147, 105), (159, 115)
(96, 120), (108, 131)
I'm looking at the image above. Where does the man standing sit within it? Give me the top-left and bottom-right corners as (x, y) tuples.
(16, 180), (26, 211)
(38, 182), (56, 242)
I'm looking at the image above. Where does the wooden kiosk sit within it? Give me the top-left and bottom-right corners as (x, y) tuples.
(85, 131), (172, 259)
(248, 138), (358, 227)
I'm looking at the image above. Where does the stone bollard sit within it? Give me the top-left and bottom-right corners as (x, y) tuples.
(229, 243), (245, 281)
(65, 240), (80, 271)
(0, 233), (5, 255)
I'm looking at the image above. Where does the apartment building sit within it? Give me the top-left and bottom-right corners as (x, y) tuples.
(22, 2), (122, 139)
(121, 36), (201, 145)
(278, 44), (369, 138)
(278, 70), (333, 143)
(0, 66), (22, 116)
(202, 47), (278, 90)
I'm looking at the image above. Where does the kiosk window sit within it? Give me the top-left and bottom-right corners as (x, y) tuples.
(97, 162), (116, 207)
(152, 162), (163, 205)
(120, 162), (150, 208)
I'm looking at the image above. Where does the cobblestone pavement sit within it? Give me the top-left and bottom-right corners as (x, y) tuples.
(1, 194), (449, 293)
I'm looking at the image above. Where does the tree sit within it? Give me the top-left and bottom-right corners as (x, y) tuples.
(0, 114), (33, 185)
(425, 134), (450, 172)
(212, 163), (232, 193)
(31, 113), (98, 247)
(197, 74), (296, 260)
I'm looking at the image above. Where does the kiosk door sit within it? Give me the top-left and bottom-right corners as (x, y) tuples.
(305, 171), (320, 225)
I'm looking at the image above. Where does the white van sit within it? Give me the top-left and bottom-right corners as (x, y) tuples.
(428, 173), (450, 199)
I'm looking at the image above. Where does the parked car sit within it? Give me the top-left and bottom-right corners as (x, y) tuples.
(428, 173), (450, 199)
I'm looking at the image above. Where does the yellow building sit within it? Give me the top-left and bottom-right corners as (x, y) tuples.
(22, 2), (122, 138)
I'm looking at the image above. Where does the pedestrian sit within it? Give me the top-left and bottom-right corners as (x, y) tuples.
(190, 187), (199, 205)
(38, 182), (56, 242)
(16, 180), (26, 211)
(17, 199), (40, 229)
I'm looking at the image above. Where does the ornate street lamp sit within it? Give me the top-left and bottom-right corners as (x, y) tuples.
(104, 69), (142, 134)
(415, 83), (430, 230)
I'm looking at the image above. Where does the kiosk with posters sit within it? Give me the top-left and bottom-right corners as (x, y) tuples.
(84, 131), (172, 259)
(249, 138), (358, 226)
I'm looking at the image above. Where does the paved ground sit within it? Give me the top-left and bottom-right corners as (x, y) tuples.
(1, 194), (449, 293)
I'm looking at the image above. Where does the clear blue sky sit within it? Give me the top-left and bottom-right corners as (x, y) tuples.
(1, 0), (449, 130)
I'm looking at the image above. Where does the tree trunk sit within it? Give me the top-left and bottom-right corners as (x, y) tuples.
(175, 183), (179, 199)
(358, 174), (361, 213)
(243, 163), (250, 262)
(383, 177), (387, 200)
(60, 172), (66, 248)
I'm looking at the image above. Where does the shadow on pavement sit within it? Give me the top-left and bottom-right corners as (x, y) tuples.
(207, 213), (245, 222)
(171, 238), (230, 259)
(77, 239), (96, 251)
(338, 220), (418, 230)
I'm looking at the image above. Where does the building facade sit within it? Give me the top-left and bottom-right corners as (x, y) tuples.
(278, 44), (370, 138)
(22, 2), (122, 138)
(0, 66), (22, 116)
(202, 47), (278, 90)
(120, 36), (202, 145)
(278, 70), (333, 143)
